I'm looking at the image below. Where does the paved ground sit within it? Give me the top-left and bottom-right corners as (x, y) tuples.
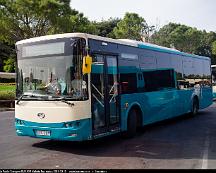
(0, 103), (216, 169)
(0, 108), (14, 112)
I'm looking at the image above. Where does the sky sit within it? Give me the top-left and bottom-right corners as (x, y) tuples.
(70, 0), (216, 32)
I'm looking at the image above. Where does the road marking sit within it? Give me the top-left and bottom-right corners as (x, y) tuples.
(136, 150), (157, 156)
(135, 145), (143, 148)
(201, 131), (210, 169)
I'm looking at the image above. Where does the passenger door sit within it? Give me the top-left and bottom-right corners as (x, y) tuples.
(91, 54), (120, 136)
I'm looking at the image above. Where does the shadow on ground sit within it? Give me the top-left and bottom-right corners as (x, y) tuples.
(32, 109), (216, 160)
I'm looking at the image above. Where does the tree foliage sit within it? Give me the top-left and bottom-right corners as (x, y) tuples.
(212, 41), (216, 64)
(0, 0), (63, 42)
(0, 1), (216, 72)
(3, 57), (15, 72)
(0, 42), (14, 72)
(0, 0), (97, 43)
(112, 13), (151, 41)
(0, 0), (98, 72)
(151, 23), (216, 63)
(212, 41), (216, 55)
(95, 18), (120, 38)
(151, 23), (203, 53)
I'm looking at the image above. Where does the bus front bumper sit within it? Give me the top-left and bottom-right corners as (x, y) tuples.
(15, 118), (92, 141)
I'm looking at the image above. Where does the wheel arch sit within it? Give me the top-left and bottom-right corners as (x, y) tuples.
(124, 102), (143, 131)
(191, 94), (200, 109)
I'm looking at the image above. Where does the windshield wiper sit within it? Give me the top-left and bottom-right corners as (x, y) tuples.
(16, 94), (26, 105)
(16, 94), (41, 105)
(16, 94), (74, 107)
(55, 97), (75, 107)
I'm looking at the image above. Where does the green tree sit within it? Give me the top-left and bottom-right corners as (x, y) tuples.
(52, 11), (98, 34)
(112, 12), (149, 41)
(0, 0), (98, 72)
(151, 23), (216, 60)
(151, 23), (180, 47)
(212, 41), (216, 64)
(95, 18), (120, 38)
(0, 0), (65, 42)
(212, 41), (216, 55)
(0, 0), (97, 43)
(0, 41), (14, 72)
(195, 31), (216, 58)
(3, 57), (15, 72)
(151, 23), (202, 52)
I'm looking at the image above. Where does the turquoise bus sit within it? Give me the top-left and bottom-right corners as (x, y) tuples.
(15, 33), (213, 140)
(212, 65), (216, 99)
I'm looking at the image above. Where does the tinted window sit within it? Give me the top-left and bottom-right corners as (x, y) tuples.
(140, 55), (157, 70)
(181, 57), (211, 89)
(203, 60), (211, 87)
(143, 69), (175, 92)
(156, 53), (171, 69)
(182, 57), (196, 88)
(212, 67), (216, 85)
(171, 55), (184, 81)
(120, 73), (137, 94)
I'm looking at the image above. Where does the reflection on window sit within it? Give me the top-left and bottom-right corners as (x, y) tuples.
(120, 73), (137, 94)
(91, 55), (105, 129)
(212, 67), (216, 86)
(179, 58), (211, 89)
(143, 69), (175, 92)
(22, 42), (65, 57)
(16, 38), (88, 100)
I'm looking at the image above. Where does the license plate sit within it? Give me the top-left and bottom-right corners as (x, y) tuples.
(36, 130), (51, 136)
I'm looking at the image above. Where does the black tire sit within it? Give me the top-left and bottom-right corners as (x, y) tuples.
(125, 109), (137, 138)
(191, 98), (199, 116)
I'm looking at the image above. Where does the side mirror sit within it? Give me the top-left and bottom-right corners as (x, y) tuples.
(82, 55), (92, 74)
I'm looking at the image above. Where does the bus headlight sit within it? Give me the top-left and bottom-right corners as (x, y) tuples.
(64, 121), (80, 128)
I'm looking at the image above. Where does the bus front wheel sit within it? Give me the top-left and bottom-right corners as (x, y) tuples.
(125, 109), (137, 138)
(191, 97), (199, 116)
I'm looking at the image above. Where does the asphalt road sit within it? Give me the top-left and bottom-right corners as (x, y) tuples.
(1, 103), (216, 169)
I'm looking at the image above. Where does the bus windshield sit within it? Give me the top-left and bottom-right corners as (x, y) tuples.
(16, 38), (88, 101)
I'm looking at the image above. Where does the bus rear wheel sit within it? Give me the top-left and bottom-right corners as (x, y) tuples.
(125, 109), (137, 138)
(191, 97), (199, 116)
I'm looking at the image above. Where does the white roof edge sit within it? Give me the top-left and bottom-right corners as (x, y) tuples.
(118, 39), (181, 52)
(87, 34), (137, 47)
(15, 33), (210, 60)
(15, 32), (138, 47)
(15, 33), (88, 45)
(211, 65), (216, 67)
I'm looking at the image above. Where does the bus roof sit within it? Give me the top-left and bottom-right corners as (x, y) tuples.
(16, 33), (210, 60)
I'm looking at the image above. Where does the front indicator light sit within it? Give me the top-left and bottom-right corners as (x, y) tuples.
(65, 123), (73, 128)
(65, 122), (80, 128)
(65, 123), (70, 128)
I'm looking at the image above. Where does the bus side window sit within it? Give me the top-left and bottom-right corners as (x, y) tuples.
(120, 73), (137, 94)
(143, 69), (175, 92)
